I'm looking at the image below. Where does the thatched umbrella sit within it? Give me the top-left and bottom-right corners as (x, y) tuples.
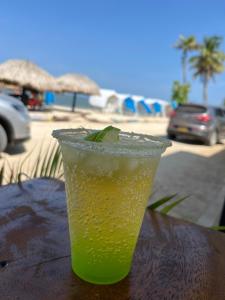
(0, 59), (59, 93)
(0, 81), (20, 91)
(56, 73), (100, 112)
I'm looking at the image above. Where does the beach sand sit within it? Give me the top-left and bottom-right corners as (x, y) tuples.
(1, 108), (225, 226)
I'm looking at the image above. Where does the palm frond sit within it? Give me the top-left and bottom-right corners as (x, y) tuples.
(147, 194), (189, 215)
(0, 141), (63, 185)
(174, 35), (199, 51)
(0, 162), (5, 185)
(210, 226), (225, 231)
(160, 196), (189, 214)
(147, 194), (177, 211)
(190, 35), (225, 83)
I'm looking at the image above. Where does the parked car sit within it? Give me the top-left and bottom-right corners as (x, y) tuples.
(0, 93), (30, 152)
(167, 103), (225, 146)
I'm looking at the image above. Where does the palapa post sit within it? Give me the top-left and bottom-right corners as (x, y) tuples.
(56, 73), (100, 112)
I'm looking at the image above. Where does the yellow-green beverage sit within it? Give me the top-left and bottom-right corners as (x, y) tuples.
(53, 128), (171, 284)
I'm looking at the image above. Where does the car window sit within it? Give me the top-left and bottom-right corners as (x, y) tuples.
(176, 105), (207, 114)
(215, 108), (224, 117)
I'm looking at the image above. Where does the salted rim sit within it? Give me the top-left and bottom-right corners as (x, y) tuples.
(52, 128), (172, 157)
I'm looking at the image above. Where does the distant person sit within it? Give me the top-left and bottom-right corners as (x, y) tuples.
(21, 89), (29, 106)
(28, 91), (42, 110)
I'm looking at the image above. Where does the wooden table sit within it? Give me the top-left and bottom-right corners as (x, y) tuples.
(0, 178), (225, 300)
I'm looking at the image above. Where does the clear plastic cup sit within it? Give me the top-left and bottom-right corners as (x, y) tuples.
(52, 128), (171, 284)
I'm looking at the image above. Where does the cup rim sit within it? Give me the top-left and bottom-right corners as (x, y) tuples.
(52, 128), (172, 157)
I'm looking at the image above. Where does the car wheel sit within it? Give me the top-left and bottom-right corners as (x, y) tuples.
(216, 131), (223, 144)
(205, 130), (217, 146)
(167, 133), (176, 140)
(0, 124), (8, 152)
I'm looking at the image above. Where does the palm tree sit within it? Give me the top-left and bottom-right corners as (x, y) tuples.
(171, 81), (190, 104)
(190, 36), (225, 105)
(174, 35), (199, 83)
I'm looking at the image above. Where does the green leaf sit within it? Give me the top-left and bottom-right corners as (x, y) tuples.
(160, 196), (189, 214)
(84, 130), (99, 141)
(84, 126), (120, 142)
(210, 226), (225, 231)
(147, 194), (177, 211)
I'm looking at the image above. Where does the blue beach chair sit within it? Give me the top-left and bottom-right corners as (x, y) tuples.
(153, 102), (162, 115)
(123, 97), (136, 114)
(138, 99), (152, 115)
(44, 91), (55, 105)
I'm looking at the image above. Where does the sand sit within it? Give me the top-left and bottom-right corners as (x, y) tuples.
(1, 108), (225, 226)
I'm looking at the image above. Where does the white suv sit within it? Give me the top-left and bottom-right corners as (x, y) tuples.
(0, 93), (30, 152)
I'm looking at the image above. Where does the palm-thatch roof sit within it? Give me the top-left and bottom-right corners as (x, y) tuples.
(0, 81), (20, 91)
(56, 73), (100, 95)
(0, 59), (59, 92)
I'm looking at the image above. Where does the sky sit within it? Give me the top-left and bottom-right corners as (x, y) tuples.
(0, 0), (225, 105)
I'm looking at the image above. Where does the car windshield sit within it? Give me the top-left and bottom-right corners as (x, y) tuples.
(176, 105), (207, 114)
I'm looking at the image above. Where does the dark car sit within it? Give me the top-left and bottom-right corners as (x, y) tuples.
(167, 104), (225, 146)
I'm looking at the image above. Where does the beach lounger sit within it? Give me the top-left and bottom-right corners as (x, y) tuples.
(153, 102), (162, 116)
(138, 100), (152, 115)
(123, 97), (136, 114)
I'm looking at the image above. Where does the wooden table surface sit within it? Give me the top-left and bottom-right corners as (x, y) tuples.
(0, 178), (225, 300)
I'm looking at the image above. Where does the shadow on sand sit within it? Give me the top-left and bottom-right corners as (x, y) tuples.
(5, 144), (26, 155)
(151, 147), (225, 226)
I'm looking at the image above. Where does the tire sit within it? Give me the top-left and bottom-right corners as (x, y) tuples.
(0, 124), (8, 152)
(205, 130), (217, 146)
(167, 133), (176, 140)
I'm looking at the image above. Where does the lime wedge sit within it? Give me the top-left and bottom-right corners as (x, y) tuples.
(84, 126), (121, 142)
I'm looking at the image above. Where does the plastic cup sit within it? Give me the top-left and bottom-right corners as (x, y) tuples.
(52, 128), (171, 284)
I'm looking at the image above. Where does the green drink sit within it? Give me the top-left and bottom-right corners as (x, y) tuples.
(53, 127), (171, 284)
